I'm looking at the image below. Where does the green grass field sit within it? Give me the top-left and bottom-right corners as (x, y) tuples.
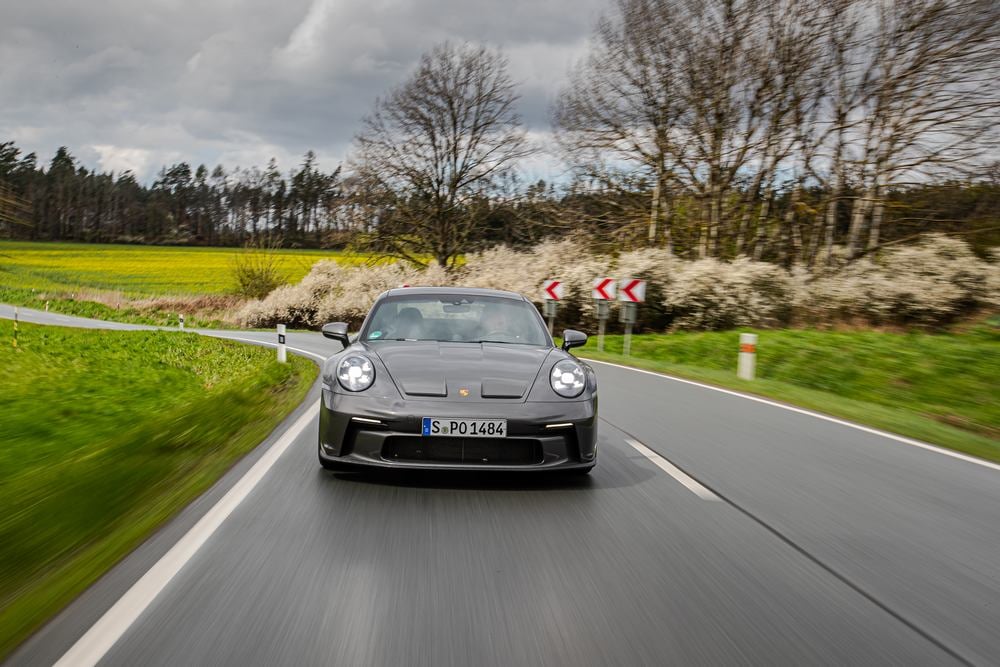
(579, 326), (1000, 463)
(0, 240), (367, 296)
(0, 321), (317, 658)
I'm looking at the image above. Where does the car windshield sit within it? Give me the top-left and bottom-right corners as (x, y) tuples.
(361, 294), (549, 346)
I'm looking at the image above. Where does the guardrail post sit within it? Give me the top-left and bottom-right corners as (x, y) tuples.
(277, 324), (287, 363)
(738, 333), (757, 380)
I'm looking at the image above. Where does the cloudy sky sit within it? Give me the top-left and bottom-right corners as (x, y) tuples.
(1, 0), (607, 182)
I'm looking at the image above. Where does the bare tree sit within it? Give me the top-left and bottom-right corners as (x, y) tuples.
(352, 43), (532, 269)
(554, 0), (999, 266)
(839, 0), (1000, 257)
(554, 0), (684, 251)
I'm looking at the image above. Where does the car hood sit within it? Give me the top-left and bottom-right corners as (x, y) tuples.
(369, 341), (553, 401)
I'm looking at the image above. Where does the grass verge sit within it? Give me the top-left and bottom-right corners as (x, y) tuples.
(578, 327), (1000, 464)
(0, 287), (228, 328)
(0, 321), (318, 658)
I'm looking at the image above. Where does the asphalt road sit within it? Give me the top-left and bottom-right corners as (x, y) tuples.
(4, 305), (999, 666)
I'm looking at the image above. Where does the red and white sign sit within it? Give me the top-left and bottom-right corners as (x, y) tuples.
(542, 280), (564, 300)
(592, 277), (616, 300)
(618, 278), (646, 303)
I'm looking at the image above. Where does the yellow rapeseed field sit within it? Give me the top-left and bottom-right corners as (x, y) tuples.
(0, 240), (369, 296)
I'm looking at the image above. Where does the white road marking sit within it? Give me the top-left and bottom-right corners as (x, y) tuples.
(54, 402), (320, 667)
(206, 334), (328, 363)
(624, 437), (720, 501)
(586, 358), (1000, 474)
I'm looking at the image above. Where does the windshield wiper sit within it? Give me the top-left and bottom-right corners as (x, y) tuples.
(383, 338), (448, 342)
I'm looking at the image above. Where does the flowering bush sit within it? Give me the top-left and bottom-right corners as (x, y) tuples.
(237, 234), (998, 330)
(662, 257), (793, 329)
(802, 235), (996, 325)
(238, 260), (450, 328)
(985, 248), (1000, 309)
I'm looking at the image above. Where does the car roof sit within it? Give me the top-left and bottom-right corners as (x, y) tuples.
(380, 286), (529, 301)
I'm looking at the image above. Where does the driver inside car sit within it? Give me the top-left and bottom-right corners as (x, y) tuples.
(390, 307), (425, 340)
(478, 305), (513, 341)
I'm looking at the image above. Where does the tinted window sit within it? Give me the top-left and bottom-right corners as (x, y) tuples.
(362, 295), (549, 346)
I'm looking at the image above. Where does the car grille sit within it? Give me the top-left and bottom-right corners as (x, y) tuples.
(382, 436), (544, 465)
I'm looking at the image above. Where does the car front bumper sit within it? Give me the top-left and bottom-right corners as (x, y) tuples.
(318, 389), (597, 471)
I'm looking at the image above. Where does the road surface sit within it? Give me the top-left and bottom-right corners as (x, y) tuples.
(4, 305), (999, 666)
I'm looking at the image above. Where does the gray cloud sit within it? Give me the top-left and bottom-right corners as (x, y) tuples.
(1, 0), (606, 181)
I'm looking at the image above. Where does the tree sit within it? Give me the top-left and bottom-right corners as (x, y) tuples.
(352, 42), (532, 269)
(840, 0), (1000, 258)
(554, 0), (684, 250)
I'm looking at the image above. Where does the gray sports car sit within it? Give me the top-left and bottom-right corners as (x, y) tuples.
(318, 287), (598, 473)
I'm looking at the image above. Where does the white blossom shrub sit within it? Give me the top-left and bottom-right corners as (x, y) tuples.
(985, 248), (1000, 309)
(662, 257), (794, 329)
(238, 260), (453, 327)
(238, 260), (347, 328)
(238, 234), (997, 330)
(803, 235), (995, 325)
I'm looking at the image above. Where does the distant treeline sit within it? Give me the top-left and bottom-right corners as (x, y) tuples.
(1, 140), (998, 257)
(0, 142), (347, 247)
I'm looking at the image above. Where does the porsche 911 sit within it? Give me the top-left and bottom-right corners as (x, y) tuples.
(317, 287), (597, 473)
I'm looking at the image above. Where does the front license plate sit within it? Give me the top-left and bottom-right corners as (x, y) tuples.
(422, 418), (507, 438)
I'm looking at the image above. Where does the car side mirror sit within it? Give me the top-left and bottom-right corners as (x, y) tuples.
(322, 322), (350, 349)
(561, 329), (588, 352)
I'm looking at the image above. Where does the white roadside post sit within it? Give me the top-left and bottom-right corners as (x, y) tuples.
(541, 280), (563, 336)
(45, 301), (50, 312)
(738, 333), (757, 380)
(592, 277), (616, 352)
(277, 324), (287, 364)
(178, 314), (185, 330)
(618, 278), (646, 357)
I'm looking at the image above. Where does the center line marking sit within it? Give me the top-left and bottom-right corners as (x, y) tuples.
(624, 438), (720, 501)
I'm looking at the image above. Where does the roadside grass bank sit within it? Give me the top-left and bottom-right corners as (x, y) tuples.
(0, 287), (233, 328)
(579, 327), (1000, 464)
(0, 321), (318, 658)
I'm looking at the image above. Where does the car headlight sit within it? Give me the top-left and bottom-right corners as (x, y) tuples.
(550, 360), (586, 398)
(337, 355), (375, 392)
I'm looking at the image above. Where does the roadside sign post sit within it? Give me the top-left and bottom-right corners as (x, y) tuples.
(595, 300), (609, 351)
(619, 302), (637, 356)
(543, 300), (558, 336)
(592, 277), (616, 352)
(277, 324), (287, 364)
(12, 306), (17, 348)
(738, 333), (757, 380)
(617, 278), (646, 357)
(178, 314), (185, 330)
(541, 280), (563, 336)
